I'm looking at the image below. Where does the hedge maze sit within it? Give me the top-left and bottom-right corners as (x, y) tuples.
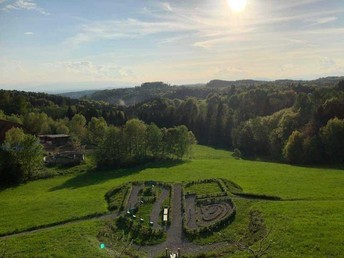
(183, 179), (236, 237)
(104, 179), (238, 246)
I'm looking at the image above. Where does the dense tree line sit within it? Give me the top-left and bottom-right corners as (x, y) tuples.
(1, 78), (344, 166)
(130, 80), (344, 164)
(0, 89), (127, 126)
(82, 77), (343, 106)
(0, 114), (196, 184)
(95, 119), (196, 168)
(131, 85), (296, 147)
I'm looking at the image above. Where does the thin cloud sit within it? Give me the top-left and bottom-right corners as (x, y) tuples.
(64, 0), (344, 50)
(24, 31), (33, 35)
(54, 61), (134, 80)
(64, 18), (197, 45)
(161, 2), (173, 12)
(2, 0), (50, 15)
(311, 16), (338, 25)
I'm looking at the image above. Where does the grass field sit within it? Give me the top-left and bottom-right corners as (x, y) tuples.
(0, 145), (343, 257)
(185, 181), (222, 195)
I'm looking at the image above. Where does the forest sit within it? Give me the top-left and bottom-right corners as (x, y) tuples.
(1, 78), (344, 172)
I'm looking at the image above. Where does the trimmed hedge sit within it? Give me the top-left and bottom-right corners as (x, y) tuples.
(233, 192), (282, 201)
(105, 183), (131, 211)
(116, 215), (165, 245)
(182, 180), (237, 238)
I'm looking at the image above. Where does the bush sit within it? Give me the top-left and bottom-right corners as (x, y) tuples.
(232, 148), (242, 159)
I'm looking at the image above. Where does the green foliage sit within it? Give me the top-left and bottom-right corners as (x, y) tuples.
(124, 119), (147, 158)
(0, 146), (343, 256)
(23, 112), (51, 134)
(1, 128), (44, 183)
(96, 119), (195, 168)
(320, 117), (344, 163)
(116, 216), (165, 245)
(146, 123), (163, 157)
(185, 181), (223, 196)
(232, 148), (242, 159)
(283, 130), (304, 164)
(105, 183), (131, 211)
(95, 126), (126, 167)
(87, 117), (107, 145)
(69, 114), (87, 142)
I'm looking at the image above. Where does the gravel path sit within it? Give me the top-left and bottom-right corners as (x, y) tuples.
(166, 183), (183, 245)
(126, 184), (143, 211)
(185, 195), (197, 229)
(150, 187), (169, 229)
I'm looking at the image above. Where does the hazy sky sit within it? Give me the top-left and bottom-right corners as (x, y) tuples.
(0, 0), (343, 91)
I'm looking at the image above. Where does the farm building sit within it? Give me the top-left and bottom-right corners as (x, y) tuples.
(38, 134), (70, 146)
(44, 151), (84, 166)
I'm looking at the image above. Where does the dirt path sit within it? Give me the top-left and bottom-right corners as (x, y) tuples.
(0, 212), (117, 239)
(150, 187), (169, 229)
(166, 183), (183, 245)
(137, 184), (228, 258)
(185, 195), (197, 229)
(126, 184), (143, 211)
(137, 183), (183, 257)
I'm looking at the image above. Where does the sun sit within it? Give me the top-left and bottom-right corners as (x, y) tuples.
(227, 0), (248, 13)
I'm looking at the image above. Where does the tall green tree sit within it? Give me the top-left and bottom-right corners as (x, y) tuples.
(320, 117), (344, 163)
(69, 114), (87, 141)
(1, 128), (44, 183)
(124, 119), (147, 158)
(23, 112), (51, 135)
(87, 117), (108, 145)
(146, 123), (163, 158)
(283, 130), (304, 164)
(96, 126), (126, 167)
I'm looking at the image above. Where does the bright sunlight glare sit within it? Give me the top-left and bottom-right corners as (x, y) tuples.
(228, 0), (248, 13)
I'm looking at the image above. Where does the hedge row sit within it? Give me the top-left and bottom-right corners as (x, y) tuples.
(196, 196), (233, 205)
(104, 183), (131, 212)
(191, 191), (228, 200)
(183, 201), (236, 237)
(233, 192), (282, 200)
(220, 178), (243, 193)
(182, 186), (237, 238)
(184, 178), (221, 188)
(116, 215), (165, 245)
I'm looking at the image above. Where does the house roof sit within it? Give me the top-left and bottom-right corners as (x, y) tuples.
(38, 134), (70, 139)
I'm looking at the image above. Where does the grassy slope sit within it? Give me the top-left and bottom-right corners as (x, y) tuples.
(0, 145), (343, 257)
(185, 181), (222, 195)
(0, 220), (110, 258)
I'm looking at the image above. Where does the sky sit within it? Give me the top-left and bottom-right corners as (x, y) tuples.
(0, 0), (344, 92)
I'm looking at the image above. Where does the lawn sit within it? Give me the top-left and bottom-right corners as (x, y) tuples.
(135, 202), (154, 222)
(185, 181), (223, 196)
(0, 145), (343, 257)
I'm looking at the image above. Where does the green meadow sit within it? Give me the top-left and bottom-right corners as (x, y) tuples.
(0, 145), (343, 257)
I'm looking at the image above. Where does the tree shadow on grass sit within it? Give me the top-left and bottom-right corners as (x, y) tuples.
(49, 159), (187, 191)
(236, 153), (344, 171)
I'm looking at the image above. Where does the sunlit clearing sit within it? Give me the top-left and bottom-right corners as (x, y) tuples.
(228, 0), (248, 13)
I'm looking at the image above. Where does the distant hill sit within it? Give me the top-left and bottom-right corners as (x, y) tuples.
(56, 77), (343, 106)
(206, 76), (344, 88)
(206, 79), (268, 88)
(87, 82), (209, 106)
(58, 90), (100, 99)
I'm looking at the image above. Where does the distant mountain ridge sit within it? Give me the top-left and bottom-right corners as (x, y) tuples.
(58, 76), (343, 106)
(206, 76), (344, 88)
(58, 90), (99, 99)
